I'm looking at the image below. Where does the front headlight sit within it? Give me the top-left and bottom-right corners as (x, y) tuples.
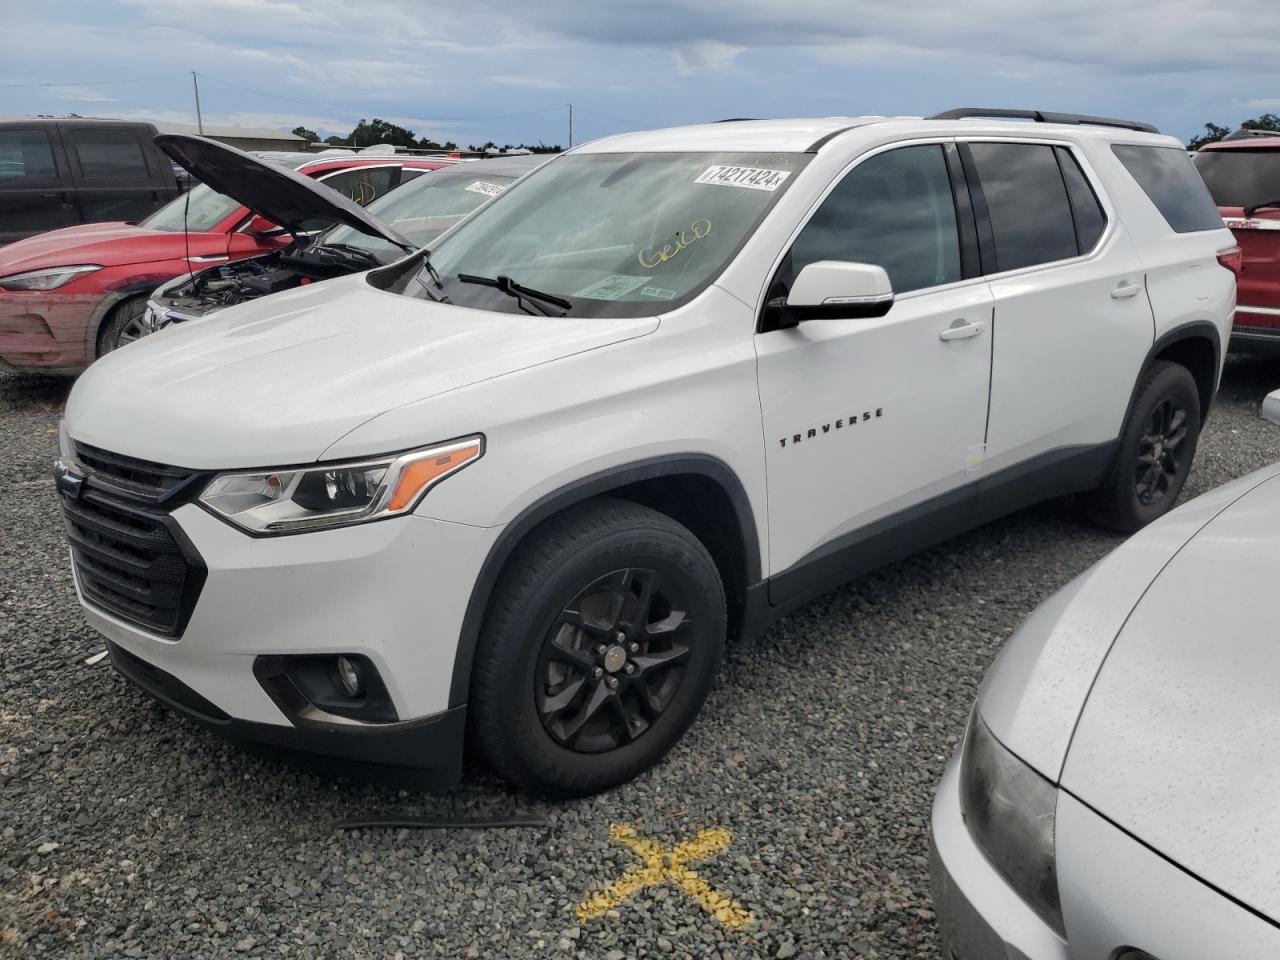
(0, 265), (102, 291)
(958, 710), (1064, 935)
(198, 436), (482, 535)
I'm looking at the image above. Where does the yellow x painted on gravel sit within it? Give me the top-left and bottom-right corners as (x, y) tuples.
(576, 824), (755, 930)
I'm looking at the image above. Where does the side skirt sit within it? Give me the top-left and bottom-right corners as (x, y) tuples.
(745, 442), (1116, 636)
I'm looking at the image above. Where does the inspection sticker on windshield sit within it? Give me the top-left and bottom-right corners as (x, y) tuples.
(694, 165), (791, 192)
(574, 275), (650, 300)
(465, 180), (507, 197)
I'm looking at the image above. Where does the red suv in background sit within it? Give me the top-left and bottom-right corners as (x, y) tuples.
(1194, 136), (1280, 354)
(0, 153), (454, 374)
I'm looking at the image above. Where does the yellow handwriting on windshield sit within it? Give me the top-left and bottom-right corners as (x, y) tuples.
(638, 219), (712, 269)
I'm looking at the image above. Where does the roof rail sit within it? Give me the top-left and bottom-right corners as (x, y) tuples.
(927, 108), (1159, 134)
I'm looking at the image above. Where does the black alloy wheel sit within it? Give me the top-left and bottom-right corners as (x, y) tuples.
(1134, 396), (1190, 507)
(470, 498), (726, 796)
(536, 568), (693, 753)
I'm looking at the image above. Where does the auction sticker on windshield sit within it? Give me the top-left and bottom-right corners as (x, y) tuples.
(574, 275), (651, 301)
(465, 181), (507, 197)
(694, 165), (791, 192)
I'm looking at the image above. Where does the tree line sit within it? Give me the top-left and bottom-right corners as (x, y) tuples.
(1186, 113), (1280, 150)
(292, 118), (561, 154)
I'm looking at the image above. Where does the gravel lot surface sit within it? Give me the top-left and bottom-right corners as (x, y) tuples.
(2, 358), (1278, 959)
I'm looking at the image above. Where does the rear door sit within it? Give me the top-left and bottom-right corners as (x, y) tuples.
(0, 124), (77, 243)
(963, 139), (1153, 483)
(1194, 147), (1280, 335)
(60, 123), (172, 224)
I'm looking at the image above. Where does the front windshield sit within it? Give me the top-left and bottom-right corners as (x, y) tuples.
(321, 168), (522, 260)
(142, 184), (244, 233)
(402, 151), (809, 317)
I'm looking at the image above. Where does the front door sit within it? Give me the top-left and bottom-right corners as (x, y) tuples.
(0, 125), (77, 244)
(754, 142), (994, 598)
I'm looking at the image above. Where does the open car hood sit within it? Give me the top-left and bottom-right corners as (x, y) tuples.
(154, 134), (411, 248)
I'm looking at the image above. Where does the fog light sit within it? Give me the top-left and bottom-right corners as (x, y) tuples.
(335, 656), (364, 698)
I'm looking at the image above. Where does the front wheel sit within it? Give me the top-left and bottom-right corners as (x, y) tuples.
(96, 295), (150, 357)
(470, 499), (726, 797)
(1084, 360), (1202, 532)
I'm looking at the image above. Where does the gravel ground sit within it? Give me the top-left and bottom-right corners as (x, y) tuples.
(2, 358), (1278, 959)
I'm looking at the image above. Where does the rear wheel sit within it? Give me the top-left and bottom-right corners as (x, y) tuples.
(1084, 360), (1201, 532)
(471, 499), (726, 797)
(96, 295), (150, 357)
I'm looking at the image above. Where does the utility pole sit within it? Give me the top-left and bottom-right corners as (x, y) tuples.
(191, 72), (204, 135)
(567, 103), (573, 148)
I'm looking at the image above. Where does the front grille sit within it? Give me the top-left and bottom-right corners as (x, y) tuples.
(73, 441), (202, 505)
(60, 448), (207, 638)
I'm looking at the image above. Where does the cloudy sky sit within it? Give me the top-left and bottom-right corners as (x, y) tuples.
(3, 0), (1278, 147)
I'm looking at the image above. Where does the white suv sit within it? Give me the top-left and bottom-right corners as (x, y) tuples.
(56, 110), (1237, 796)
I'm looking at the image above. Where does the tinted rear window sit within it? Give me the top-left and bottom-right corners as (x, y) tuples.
(0, 129), (57, 179)
(1193, 150), (1280, 210)
(1112, 145), (1222, 233)
(968, 142), (1078, 271)
(65, 128), (150, 179)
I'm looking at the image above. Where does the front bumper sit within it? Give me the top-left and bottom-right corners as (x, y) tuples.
(73, 498), (501, 782)
(0, 290), (100, 373)
(929, 756), (1069, 960)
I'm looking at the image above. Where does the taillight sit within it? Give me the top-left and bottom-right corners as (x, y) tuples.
(1217, 245), (1243, 276)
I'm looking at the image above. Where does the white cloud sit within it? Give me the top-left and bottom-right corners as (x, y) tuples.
(672, 40), (745, 74)
(491, 75), (568, 90)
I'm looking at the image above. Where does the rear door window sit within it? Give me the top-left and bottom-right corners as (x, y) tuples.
(1192, 149), (1280, 210)
(1056, 147), (1108, 252)
(1112, 145), (1223, 233)
(966, 142), (1078, 272)
(64, 127), (151, 179)
(0, 128), (59, 180)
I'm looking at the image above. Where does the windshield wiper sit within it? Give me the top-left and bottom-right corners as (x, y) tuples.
(1243, 198), (1280, 217)
(301, 242), (383, 267)
(457, 274), (572, 317)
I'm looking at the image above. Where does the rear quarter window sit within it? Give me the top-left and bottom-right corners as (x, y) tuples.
(1111, 145), (1222, 233)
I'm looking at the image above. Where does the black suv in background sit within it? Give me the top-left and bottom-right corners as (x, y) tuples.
(0, 119), (180, 244)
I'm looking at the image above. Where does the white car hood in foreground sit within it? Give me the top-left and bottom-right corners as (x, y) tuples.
(65, 275), (657, 468)
(1062, 469), (1280, 921)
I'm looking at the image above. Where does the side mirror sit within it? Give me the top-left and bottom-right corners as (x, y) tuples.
(246, 215), (287, 238)
(1264, 387), (1280, 426)
(767, 261), (894, 329)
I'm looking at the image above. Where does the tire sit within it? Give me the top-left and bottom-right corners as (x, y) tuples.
(1084, 360), (1202, 532)
(471, 498), (726, 797)
(96, 295), (150, 357)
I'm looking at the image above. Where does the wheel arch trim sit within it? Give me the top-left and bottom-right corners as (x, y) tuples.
(447, 453), (761, 709)
(1143, 320), (1223, 418)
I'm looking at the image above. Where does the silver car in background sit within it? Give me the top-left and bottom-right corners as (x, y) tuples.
(931, 390), (1280, 958)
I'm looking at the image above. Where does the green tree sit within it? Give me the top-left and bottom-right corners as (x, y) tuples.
(323, 135), (350, 146)
(291, 125), (319, 142)
(1187, 122), (1231, 151)
(348, 118), (418, 149)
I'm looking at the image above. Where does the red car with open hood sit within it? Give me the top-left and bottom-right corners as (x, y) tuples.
(0, 149), (453, 374)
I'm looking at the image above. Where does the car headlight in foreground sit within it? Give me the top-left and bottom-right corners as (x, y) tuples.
(198, 436), (483, 535)
(959, 710), (1064, 935)
(0, 264), (102, 291)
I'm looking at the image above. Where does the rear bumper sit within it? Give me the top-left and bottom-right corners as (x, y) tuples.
(109, 640), (467, 787)
(1230, 318), (1280, 355)
(929, 756), (1069, 960)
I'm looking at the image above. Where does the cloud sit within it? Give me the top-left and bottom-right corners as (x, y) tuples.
(491, 74), (568, 90)
(50, 87), (118, 103)
(672, 40), (745, 74)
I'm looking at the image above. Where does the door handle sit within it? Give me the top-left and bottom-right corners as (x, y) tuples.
(939, 319), (985, 342)
(1111, 281), (1142, 300)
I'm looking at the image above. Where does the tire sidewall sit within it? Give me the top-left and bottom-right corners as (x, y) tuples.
(1117, 365), (1202, 527)
(97, 295), (148, 357)
(487, 527), (725, 793)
